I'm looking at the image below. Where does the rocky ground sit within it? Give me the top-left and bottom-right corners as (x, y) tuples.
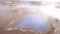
(0, 3), (60, 34)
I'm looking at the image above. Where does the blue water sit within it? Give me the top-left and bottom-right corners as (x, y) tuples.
(16, 15), (49, 32)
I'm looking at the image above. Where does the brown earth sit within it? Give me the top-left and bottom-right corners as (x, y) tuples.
(0, 3), (59, 34)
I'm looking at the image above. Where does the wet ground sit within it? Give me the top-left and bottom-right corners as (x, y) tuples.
(0, 3), (60, 34)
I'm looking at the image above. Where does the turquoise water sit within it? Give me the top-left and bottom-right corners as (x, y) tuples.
(16, 15), (49, 32)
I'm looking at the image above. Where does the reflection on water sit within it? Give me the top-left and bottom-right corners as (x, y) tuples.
(16, 15), (50, 32)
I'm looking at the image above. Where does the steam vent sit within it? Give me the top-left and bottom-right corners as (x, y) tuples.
(0, 0), (60, 34)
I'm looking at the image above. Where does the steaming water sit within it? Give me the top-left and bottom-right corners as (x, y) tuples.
(16, 15), (50, 32)
(16, 3), (60, 32)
